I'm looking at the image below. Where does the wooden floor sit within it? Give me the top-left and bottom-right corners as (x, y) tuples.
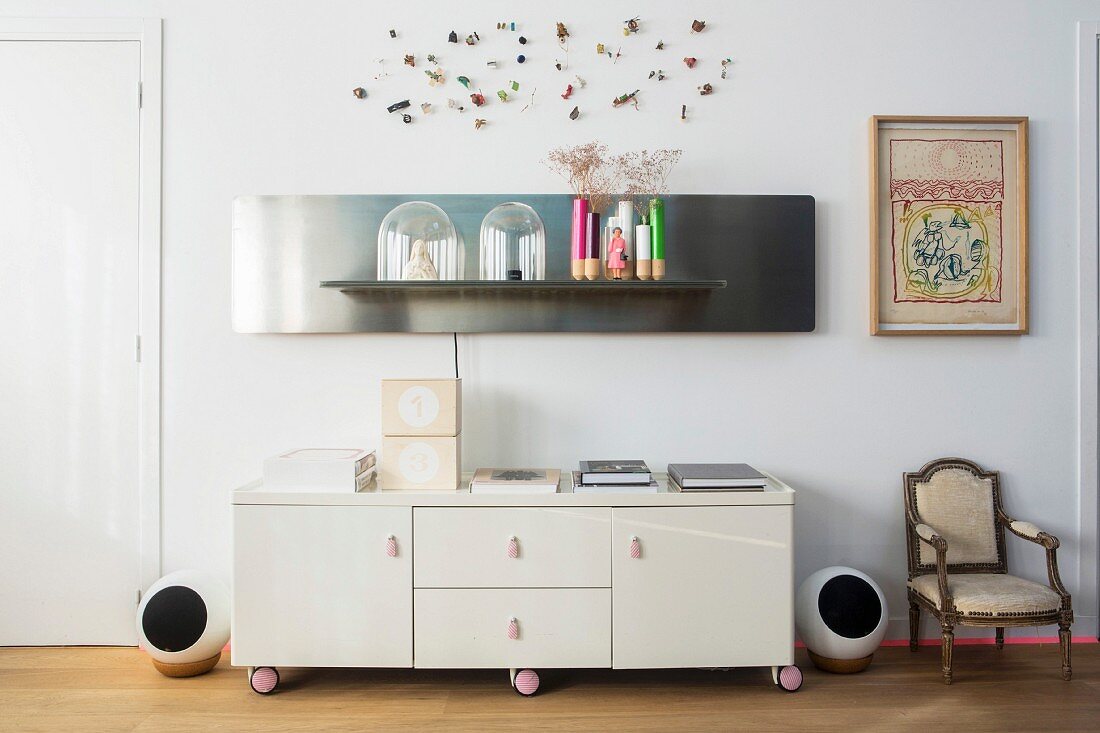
(1, 645), (1098, 732)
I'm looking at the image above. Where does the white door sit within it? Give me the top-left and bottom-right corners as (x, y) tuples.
(0, 41), (142, 644)
(612, 506), (794, 669)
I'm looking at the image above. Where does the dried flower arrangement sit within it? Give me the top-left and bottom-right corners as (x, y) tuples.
(622, 148), (682, 223)
(543, 141), (623, 214)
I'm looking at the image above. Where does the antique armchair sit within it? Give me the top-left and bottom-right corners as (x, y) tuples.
(903, 457), (1072, 684)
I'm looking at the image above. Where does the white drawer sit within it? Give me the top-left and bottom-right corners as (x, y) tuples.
(414, 507), (611, 588)
(414, 588), (611, 668)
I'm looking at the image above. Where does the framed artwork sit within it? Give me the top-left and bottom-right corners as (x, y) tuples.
(870, 116), (1028, 335)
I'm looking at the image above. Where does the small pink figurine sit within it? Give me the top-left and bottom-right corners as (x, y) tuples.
(607, 227), (627, 280)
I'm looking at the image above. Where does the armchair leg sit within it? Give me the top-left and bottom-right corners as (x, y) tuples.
(995, 627), (1004, 650)
(908, 600), (920, 652)
(941, 623), (954, 685)
(1059, 622), (1072, 681)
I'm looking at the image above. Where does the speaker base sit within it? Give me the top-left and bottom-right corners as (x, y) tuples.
(151, 652), (221, 678)
(808, 650), (874, 674)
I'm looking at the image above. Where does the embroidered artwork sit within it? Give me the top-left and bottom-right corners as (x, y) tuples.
(889, 138), (1003, 304)
(872, 119), (1027, 334)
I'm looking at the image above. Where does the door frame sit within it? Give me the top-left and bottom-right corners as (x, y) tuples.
(1078, 21), (1099, 639)
(0, 18), (163, 593)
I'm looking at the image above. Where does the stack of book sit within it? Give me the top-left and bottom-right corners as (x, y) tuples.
(667, 463), (768, 492)
(470, 468), (561, 494)
(571, 460), (659, 494)
(263, 448), (377, 492)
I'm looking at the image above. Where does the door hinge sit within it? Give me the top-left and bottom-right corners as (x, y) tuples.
(135, 335), (142, 363)
(138, 81), (143, 109)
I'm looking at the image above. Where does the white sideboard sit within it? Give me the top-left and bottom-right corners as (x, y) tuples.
(232, 473), (799, 695)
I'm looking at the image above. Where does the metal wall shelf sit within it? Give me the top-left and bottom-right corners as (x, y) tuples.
(322, 280), (728, 293)
(232, 194), (815, 333)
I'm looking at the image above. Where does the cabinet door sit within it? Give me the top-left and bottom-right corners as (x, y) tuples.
(232, 505), (412, 668)
(612, 506), (793, 669)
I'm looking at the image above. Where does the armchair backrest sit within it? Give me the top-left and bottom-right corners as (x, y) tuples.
(903, 457), (1007, 578)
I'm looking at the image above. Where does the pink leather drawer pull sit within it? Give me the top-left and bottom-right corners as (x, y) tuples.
(629, 536), (641, 559)
(507, 535), (519, 559)
(386, 535), (397, 558)
(507, 617), (519, 640)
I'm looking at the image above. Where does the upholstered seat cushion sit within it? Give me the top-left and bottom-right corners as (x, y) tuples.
(909, 573), (1061, 617)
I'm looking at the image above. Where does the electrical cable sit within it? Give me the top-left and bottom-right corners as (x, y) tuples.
(453, 332), (459, 379)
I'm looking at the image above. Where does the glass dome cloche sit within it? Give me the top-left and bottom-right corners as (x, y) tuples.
(478, 202), (546, 281)
(377, 201), (465, 281)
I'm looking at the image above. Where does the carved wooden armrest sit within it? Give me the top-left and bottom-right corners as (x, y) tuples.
(909, 517), (952, 609)
(998, 510), (1069, 599)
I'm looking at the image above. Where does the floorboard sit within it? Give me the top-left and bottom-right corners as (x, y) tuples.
(0, 645), (1097, 732)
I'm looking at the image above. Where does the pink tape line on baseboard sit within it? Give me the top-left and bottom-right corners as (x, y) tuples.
(795, 637), (1096, 649)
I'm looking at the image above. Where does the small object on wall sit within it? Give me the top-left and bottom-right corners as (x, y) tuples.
(486, 60), (498, 68)
(555, 61), (563, 70)
(420, 102), (432, 114)
(470, 92), (486, 106)
(561, 84), (573, 99)
(648, 70), (665, 81)
(796, 567), (888, 673)
(373, 58), (389, 80)
(425, 68), (445, 86)
(465, 34), (478, 46)
(352, 86), (367, 99)
(556, 22), (569, 44)
(137, 570), (229, 678)
(683, 56), (697, 69)
(623, 17), (640, 35)
(613, 47), (622, 63)
(457, 75), (471, 89)
(448, 30), (458, 43)
(387, 99), (411, 114)
(519, 35), (528, 45)
(404, 240), (438, 280)
(612, 89), (639, 109)
(721, 58), (732, 78)
(509, 80), (520, 91)
(521, 89), (536, 113)
(516, 54), (526, 64)
(401, 114), (413, 124)
(404, 54), (415, 67)
(698, 83), (713, 95)
(427, 53), (438, 64)
(680, 104), (687, 120)
(497, 90), (509, 102)
(574, 75), (587, 87)
(569, 105), (580, 120)
(655, 39), (664, 49)
(596, 42), (605, 55)
(691, 19), (706, 33)
(389, 29), (397, 39)
(473, 117), (485, 128)
(447, 98), (465, 112)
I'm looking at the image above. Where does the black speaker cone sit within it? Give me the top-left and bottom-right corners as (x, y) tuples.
(142, 586), (208, 653)
(818, 575), (881, 639)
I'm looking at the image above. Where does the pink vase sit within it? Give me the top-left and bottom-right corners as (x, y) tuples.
(570, 197), (587, 281)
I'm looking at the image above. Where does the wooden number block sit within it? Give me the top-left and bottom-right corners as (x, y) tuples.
(382, 379), (461, 437)
(381, 435), (461, 491)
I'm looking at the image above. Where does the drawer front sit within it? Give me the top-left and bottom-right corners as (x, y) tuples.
(414, 507), (611, 588)
(414, 588), (611, 668)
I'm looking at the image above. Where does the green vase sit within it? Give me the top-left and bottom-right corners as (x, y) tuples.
(649, 197), (666, 280)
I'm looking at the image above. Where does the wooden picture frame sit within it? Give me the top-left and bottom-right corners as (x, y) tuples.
(870, 116), (1028, 335)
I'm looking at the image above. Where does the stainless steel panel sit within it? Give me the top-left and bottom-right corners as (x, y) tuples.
(232, 194), (815, 333)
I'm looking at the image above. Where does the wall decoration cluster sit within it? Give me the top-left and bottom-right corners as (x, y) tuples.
(352, 17), (732, 128)
(870, 116), (1028, 335)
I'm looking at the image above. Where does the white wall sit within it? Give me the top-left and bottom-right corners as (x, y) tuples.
(4, 0), (1095, 639)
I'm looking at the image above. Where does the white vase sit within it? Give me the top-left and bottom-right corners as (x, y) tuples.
(634, 224), (652, 280)
(616, 200), (635, 280)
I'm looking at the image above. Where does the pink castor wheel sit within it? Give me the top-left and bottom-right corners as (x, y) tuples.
(249, 666), (279, 694)
(509, 668), (539, 696)
(773, 665), (803, 692)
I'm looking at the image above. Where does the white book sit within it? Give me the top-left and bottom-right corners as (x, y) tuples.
(470, 467), (560, 494)
(263, 448), (376, 492)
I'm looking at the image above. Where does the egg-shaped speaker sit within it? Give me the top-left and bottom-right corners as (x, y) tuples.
(137, 570), (230, 677)
(796, 566), (888, 673)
